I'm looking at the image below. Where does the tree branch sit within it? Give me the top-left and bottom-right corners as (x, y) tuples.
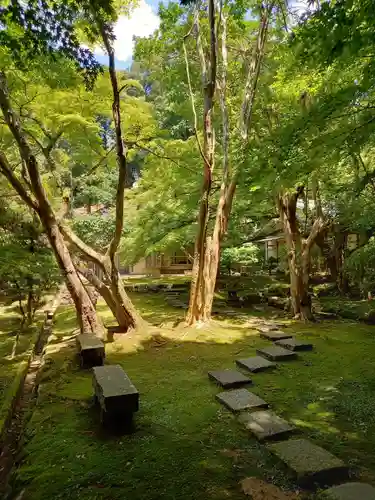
(99, 24), (129, 261)
(304, 216), (327, 250)
(183, 9), (210, 167)
(59, 222), (104, 268)
(240, 2), (272, 141)
(0, 151), (39, 212)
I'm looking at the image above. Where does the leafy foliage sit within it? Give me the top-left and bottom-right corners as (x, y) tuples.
(220, 244), (260, 274)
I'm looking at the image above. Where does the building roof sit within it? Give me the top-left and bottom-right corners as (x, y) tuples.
(255, 234), (284, 243)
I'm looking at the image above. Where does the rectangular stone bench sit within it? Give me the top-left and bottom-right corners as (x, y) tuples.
(76, 334), (105, 368)
(92, 365), (139, 428)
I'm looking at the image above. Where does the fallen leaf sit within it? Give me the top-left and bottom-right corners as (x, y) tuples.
(240, 477), (299, 500)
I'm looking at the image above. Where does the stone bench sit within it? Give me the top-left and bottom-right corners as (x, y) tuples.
(76, 334), (105, 368)
(92, 365), (139, 428)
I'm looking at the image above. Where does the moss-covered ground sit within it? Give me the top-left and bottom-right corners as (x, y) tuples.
(9, 289), (375, 499)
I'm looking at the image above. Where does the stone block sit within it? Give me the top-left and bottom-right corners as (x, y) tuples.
(236, 356), (276, 373)
(239, 410), (294, 441)
(322, 483), (375, 500)
(256, 346), (297, 361)
(93, 365), (139, 426)
(76, 334), (105, 368)
(216, 388), (268, 413)
(268, 439), (349, 487)
(275, 338), (313, 352)
(208, 370), (252, 389)
(259, 331), (293, 341)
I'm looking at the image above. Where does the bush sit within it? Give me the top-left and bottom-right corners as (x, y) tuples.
(345, 238), (375, 296)
(220, 245), (260, 274)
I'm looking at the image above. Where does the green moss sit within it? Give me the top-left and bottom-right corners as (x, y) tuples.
(320, 297), (373, 320)
(0, 307), (44, 439)
(0, 359), (29, 434)
(12, 293), (375, 499)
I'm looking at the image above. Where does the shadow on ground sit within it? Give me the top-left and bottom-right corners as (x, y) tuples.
(10, 295), (375, 500)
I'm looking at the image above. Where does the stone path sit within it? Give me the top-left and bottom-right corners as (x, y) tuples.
(275, 338), (313, 352)
(208, 319), (375, 496)
(268, 439), (349, 487)
(322, 483), (375, 499)
(239, 410), (294, 441)
(208, 370), (252, 389)
(216, 389), (268, 412)
(256, 345), (297, 361)
(259, 331), (293, 341)
(236, 356), (276, 373)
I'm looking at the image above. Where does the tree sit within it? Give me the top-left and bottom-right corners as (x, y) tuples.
(0, 0), (148, 333)
(182, 1), (273, 324)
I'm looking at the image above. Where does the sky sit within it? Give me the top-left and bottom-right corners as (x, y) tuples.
(94, 0), (311, 70)
(94, 0), (162, 70)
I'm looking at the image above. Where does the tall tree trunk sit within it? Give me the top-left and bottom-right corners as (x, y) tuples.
(278, 187), (328, 320)
(278, 188), (314, 321)
(186, 0), (216, 324)
(184, 4), (271, 324)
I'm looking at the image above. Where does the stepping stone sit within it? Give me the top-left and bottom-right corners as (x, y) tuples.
(208, 370), (252, 389)
(259, 331), (293, 341)
(322, 483), (375, 500)
(238, 410), (294, 441)
(275, 337), (313, 351)
(216, 388), (268, 413)
(256, 345), (297, 361)
(236, 356), (276, 373)
(268, 439), (349, 487)
(257, 325), (280, 332)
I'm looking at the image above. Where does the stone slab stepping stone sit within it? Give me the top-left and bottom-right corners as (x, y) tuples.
(257, 323), (285, 333)
(322, 483), (375, 500)
(216, 388), (268, 413)
(268, 439), (349, 487)
(275, 337), (313, 351)
(256, 345), (297, 361)
(257, 325), (280, 332)
(208, 370), (252, 389)
(238, 410), (294, 441)
(236, 356), (276, 373)
(259, 330), (293, 341)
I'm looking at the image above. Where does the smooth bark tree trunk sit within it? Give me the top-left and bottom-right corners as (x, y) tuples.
(278, 189), (314, 321)
(185, 5), (271, 325)
(186, 0), (216, 325)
